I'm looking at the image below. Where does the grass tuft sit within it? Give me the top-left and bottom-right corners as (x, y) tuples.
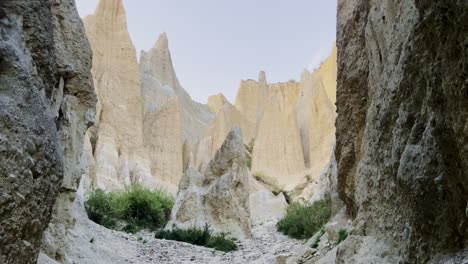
(336, 229), (348, 244)
(276, 199), (331, 240)
(154, 225), (238, 252)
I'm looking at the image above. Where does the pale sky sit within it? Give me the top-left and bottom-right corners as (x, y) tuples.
(76, 0), (337, 103)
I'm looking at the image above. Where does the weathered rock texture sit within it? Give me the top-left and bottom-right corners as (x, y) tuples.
(249, 177), (288, 227)
(194, 94), (246, 171)
(143, 97), (182, 194)
(311, 45), (337, 105)
(251, 81), (306, 188)
(234, 71), (268, 141)
(335, 0), (468, 262)
(0, 1), (95, 263)
(168, 128), (252, 239)
(83, 0), (154, 189)
(139, 33), (214, 144)
(296, 70), (336, 182)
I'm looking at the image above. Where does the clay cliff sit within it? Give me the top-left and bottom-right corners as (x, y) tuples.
(296, 70), (336, 182)
(0, 1), (95, 263)
(83, 0), (153, 189)
(251, 81), (306, 188)
(143, 97), (182, 194)
(139, 33), (214, 144)
(194, 94), (246, 171)
(234, 71), (268, 141)
(311, 46), (337, 105)
(333, 0), (468, 263)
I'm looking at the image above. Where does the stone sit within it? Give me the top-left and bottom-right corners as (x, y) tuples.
(0, 0), (96, 263)
(167, 128), (252, 239)
(249, 176), (288, 227)
(335, 0), (468, 262)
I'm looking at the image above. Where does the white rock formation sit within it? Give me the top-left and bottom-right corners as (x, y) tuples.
(139, 33), (214, 144)
(168, 128), (252, 239)
(143, 97), (183, 194)
(251, 81), (306, 189)
(296, 69), (336, 182)
(83, 0), (153, 189)
(249, 177), (288, 227)
(234, 71), (268, 141)
(194, 94), (246, 171)
(311, 45), (337, 104)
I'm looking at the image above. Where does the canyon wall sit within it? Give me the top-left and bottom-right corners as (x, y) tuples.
(194, 94), (245, 171)
(234, 72), (268, 141)
(251, 81), (306, 188)
(296, 71), (336, 182)
(83, 0), (153, 189)
(0, 1), (95, 263)
(335, 0), (468, 262)
(139, 33), (214, 144)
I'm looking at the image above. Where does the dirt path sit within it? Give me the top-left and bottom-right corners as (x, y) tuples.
(39, 195), (305, 264)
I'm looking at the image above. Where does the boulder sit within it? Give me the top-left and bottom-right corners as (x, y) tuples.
(168, 128), (252, 239)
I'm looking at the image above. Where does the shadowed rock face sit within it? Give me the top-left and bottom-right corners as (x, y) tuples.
(336, 0), (468, 262)
(0, 1), (95, 263)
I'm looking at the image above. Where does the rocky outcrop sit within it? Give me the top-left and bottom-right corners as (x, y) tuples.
(234, 71), (268, 141)
(0, 0), (95, 263)
(334, 0), (468, 263)
(168, 128), (252, 239)
(83, 0), (152, 189)
(194, 94), (246, 171)
(251, 81), (306, 189)
(140, 33), (214, 144)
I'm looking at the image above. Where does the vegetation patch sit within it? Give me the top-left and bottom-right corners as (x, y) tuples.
(244, 139), (254, 170)
(154, 225), (238, 252)
(336, 229), (348, 244)
(276, 199), (331, 240)
(253, 172), (284, 195)
(85, 185), (174, 233)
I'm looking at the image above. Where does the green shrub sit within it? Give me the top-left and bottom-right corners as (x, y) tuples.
(84, 185), (174, 233)
(155, 225), (238, 252)
(336, 229), (348, 244)
(277, 199), (331, 239)
(84, 189), (118, 229)
(116, 185), (174, 231)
